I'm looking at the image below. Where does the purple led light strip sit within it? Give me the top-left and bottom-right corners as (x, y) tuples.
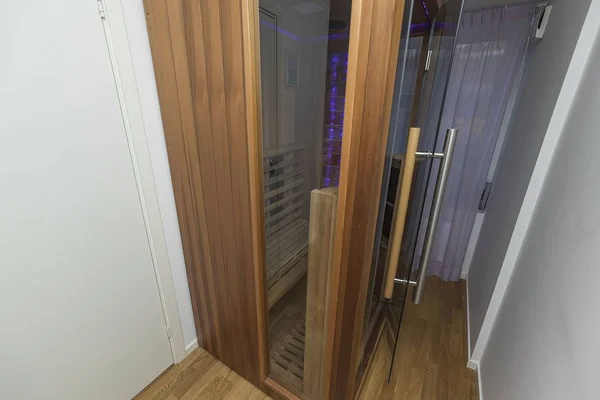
(420, 0), (431, 22)
(323, 52), (348, 187)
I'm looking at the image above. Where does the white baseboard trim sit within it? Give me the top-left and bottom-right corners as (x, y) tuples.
(184, 339), (199, 357)
(477, 362), (483, 400)
(464, 274), (482, 399)
(467, 358), (478, 370)
(466, 347), (482, 399)
(465, 274), (472, 362)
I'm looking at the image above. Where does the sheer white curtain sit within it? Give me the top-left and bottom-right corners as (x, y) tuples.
(419, 4), (536, 281)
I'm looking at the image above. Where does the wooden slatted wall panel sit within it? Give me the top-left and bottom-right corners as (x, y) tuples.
(144, 0), (260, 384)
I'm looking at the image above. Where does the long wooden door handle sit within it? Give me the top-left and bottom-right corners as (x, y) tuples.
(383, 127), (420, 300)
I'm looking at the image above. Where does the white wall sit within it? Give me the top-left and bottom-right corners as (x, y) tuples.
(120, 0), (197, 350)
(480, 16), (600, 399)
(467, 0), (594, 362)
(0, 1), (175, 396)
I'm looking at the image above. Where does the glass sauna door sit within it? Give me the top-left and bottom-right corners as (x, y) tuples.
(258, 0), (351, 397)
(356, 0), (416, 384)
(359, 0), (465, 384)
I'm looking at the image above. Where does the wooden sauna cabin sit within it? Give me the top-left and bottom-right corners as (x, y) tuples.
(142, 0), (430, 396)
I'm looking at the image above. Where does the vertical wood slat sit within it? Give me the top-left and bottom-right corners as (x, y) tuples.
(144, 0), (260, 384)
(304, 188), (338, 399)
(200, 0), (239, 372)
(328, 0), (407, 399)
(220, 0), (262, 381)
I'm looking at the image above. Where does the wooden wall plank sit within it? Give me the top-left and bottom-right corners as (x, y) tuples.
(220, 0), (261, 383)
(200, 0), (242, 371)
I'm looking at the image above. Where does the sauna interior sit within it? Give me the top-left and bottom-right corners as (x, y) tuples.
(258, 0), (350, 396)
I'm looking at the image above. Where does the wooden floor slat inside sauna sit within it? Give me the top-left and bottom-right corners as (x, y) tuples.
(268, 276), (308, 394)
(270, 315), (306, 391)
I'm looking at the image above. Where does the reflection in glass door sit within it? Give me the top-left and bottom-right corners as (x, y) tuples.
(358, 0), (465, 384)
(258, 0), (352, 397)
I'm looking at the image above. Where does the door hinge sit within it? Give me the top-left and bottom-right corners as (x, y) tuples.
(165, 326), (172, 338)
(97, 0), (106, 19)
(478, 181), (492, 212)
(424, 50), (432, 71)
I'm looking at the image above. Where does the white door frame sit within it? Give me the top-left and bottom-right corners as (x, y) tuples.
(98, 0), (189, 363)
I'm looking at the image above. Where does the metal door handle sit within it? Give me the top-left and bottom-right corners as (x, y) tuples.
(412, 128), (458, 304)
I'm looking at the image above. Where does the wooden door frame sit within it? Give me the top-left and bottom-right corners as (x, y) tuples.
(241, 0), (270, 388)
(143, 0), (406, 398)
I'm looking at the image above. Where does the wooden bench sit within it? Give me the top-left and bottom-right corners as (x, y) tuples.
(264, 144), (309, 308)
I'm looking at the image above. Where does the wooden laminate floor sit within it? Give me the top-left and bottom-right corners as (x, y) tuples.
(134, 348), (270, 400)
(358, 277), (478, 400)
(136, 277), (477, 399)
